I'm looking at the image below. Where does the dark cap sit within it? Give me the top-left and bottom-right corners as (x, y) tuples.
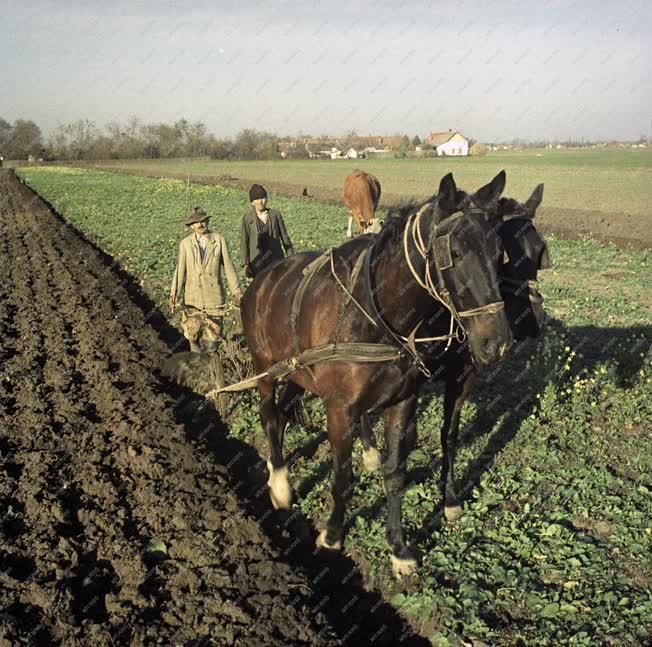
(185, 206), (209, 226)
(249, 184), (268, 202)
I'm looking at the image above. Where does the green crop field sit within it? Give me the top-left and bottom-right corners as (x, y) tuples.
(90, 148), (652, 218)
(18, 166), (652, 645)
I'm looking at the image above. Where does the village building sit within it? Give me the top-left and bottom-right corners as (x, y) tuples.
(290, 133), (418, 159)
(424, 129), (469, 156)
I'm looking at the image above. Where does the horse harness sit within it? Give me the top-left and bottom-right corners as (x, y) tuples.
(285, 198), (505, 380)
(211, 200), (506, 395)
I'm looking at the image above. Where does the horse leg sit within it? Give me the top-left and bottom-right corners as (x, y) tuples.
(383, 395), (418, 577)
(259, 378), (292, 510)
(276, 381), (305, 449)
(441, 363), (475, 522)
(316, 404), (354, 551)
(359, 413), (381, 472)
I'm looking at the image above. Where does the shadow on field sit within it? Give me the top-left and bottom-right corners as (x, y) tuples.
(35, 187), (429, 646)
(350, 316), (651, 541)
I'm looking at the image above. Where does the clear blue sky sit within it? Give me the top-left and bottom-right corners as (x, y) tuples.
(2, 0), (650, 141)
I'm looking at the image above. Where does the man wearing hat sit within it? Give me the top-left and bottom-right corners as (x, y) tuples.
(168, 206), (243, 353)
(240, 184), (295, 278)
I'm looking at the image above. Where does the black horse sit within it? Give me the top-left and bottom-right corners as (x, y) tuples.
(358, 183), (551, 526)
(240, 171), (513, 576)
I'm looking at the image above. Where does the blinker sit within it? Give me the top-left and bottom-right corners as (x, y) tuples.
(538, 242), (552, 270)
(434, 234), (453, 270)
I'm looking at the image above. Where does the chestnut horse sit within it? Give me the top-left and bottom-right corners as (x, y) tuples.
(358, 183), (552, 522)
(342, 170), (381, 238)
(240, 171), (512, 576)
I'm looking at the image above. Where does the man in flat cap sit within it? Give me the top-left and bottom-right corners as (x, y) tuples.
(169, 207), (242, 414)
(169, 206), (242, 351)
(240, 184), (295, 278)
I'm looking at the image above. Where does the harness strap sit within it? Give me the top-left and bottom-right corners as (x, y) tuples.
(269, 342), (402, 381)
(209, 342), (403, 395)
(362, 239), (433, 377)
(458, 301), (505, 318)
(290, 253), (330, 356)
(330, 247), (378, 331)
(333, 247), (372, 343)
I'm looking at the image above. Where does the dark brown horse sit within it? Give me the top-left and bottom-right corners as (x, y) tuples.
(358, 183), (551, 526)
(240, 171), (512, 576)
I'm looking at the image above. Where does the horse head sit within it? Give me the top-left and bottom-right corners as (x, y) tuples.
(496, 183), (551, 340)
(424, 171), (513, 365)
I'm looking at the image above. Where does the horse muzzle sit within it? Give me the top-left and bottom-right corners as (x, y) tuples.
(464, 308), (514, 365)
(502, 284), (546, 341)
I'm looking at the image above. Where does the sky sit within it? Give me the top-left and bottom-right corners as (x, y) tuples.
(1, 0), (650, 142)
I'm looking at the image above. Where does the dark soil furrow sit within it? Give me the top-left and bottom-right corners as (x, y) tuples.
(0, 169), (342, 645)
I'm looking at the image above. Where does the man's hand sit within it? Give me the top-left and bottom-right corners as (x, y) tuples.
(167, 295), (176, 315)
(234, 290), (243, 302)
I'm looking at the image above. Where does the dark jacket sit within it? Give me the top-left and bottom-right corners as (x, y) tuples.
(240, 208), (294, 276)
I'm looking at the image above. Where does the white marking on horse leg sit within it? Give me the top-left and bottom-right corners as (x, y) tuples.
(391, 554), (417, 578)
(347, 215), (353, 238)
(362, 446), (381, 472)
(315, 529), (342, 551)
(444, 504), (463, 522)
(267, 459), (292, 510)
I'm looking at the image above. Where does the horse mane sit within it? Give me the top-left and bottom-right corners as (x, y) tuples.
(497, 197), (527, 218)
(377, 196), (436, 244)
(377, 188), (469, 245)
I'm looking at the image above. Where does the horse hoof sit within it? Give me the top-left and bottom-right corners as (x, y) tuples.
(444, 504), (463, 522)
(391, 554), (417, 578)
(362, 446), (381, 472)
(315, 529), (342, 551)
(267, 459), (292, 510)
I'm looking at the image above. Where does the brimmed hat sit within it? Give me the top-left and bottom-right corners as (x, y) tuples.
(185, 206), (209, 226)
(249, 184), (267, 202)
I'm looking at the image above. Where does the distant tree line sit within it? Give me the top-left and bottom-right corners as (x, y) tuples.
(1, 115), (648, 162)
(0, 116), (309, 161)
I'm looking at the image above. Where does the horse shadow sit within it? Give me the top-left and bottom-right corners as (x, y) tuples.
(292, 317), (651, 539)
(168, 381), (430, 646)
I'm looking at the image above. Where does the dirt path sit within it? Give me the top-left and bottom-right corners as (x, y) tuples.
(0, 170), (372, 646)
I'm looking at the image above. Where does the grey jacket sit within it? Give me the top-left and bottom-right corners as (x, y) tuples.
(240, 208), (294, 275)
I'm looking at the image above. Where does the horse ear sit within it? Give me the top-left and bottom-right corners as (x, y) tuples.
(437, 173), (457, 214)
(473, 170), (506, 209)
(524, 183), (544, 218)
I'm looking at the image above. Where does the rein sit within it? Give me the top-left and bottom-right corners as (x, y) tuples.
(402, 205), (464, 350)
(326, 200), (508, 376)
(401, 202), (505, 348)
